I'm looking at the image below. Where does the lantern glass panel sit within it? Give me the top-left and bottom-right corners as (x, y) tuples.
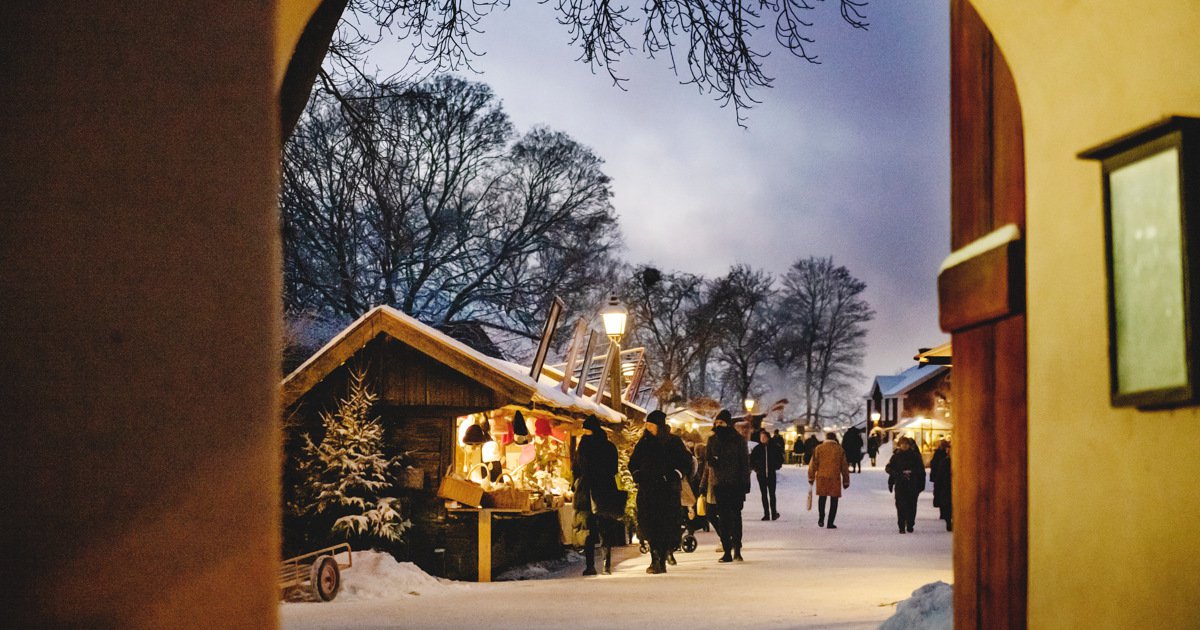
(1110, 147), (1188, 396)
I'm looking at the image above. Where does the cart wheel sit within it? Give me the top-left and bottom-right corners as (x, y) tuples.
(638, 540), (648, 554)
(682, 534), (697, 553)
(311, 555), (341, 602)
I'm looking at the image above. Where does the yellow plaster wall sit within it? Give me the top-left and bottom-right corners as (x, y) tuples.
(276, 0), (325, 87)
(971, 2), (1200, 627)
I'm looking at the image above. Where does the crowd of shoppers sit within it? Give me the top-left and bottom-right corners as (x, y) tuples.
(580, 409), (952, 577)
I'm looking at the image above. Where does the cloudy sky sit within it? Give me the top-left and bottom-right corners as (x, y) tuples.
(373, 1), (951, 392)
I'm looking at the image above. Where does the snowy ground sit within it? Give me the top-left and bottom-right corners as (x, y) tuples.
(281, 448), (951, 629)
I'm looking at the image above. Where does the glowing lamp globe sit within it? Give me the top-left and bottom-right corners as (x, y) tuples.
(599, 295), (628, 341)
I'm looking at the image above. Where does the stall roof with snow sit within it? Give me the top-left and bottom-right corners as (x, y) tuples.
(282, 305), (625, 423)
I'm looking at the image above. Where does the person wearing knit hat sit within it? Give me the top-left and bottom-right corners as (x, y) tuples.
(573, 415), (625, 575)
(706, 408), (750, 562)
(628, 410), (693, 574)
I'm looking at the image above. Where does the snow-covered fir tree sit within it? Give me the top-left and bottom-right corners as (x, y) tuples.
(296, 369), (410, 547)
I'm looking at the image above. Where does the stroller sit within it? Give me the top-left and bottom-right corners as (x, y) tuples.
(679, 507), (703, 552)
(638, 507), (701, 554)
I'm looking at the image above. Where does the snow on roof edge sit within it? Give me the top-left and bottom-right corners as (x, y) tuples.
(283, 306), (626, 423)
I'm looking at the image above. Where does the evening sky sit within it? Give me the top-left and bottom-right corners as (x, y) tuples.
(371, 1), (951, 395)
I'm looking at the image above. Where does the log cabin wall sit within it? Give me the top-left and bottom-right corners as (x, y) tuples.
(282, 334), (505, 558)
(283, 331), (567, 580)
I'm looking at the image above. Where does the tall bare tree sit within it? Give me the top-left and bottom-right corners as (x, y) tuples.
(282, 76), (620, 355)
(620, 266), (716, 406)
(778, 256), (872, 427)
(709, 265), (777, 408)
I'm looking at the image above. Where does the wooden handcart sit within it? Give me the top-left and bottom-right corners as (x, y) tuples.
(280, 543), (353, 602)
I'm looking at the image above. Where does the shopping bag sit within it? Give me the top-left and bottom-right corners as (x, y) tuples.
(806, 484), (813, 511)
(696, 495), (707, 517)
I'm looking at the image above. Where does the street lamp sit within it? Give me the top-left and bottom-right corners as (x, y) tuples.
(599, 294), (627, 341)
(870, 410), (881, 432)
(743, 398), (755, 414)
(597, 294), (627, 408)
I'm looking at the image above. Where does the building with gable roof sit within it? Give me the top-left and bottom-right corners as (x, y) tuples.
(865, 363), (952, 434)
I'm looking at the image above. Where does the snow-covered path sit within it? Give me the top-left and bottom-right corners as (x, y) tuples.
(281, 457), (951, 629)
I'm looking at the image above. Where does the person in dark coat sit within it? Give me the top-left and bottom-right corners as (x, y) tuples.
(573, 415), (625, 575)
(628, 410), (693, 574)
(886, 436), (927, 533)
(867, 432), (880, 467)
(929, 439), (952, 531)
(706, 409), (750, 562)
(749, 428), (783, 520)
(842, 426), (865, 473)
(802, 434), (821, 466)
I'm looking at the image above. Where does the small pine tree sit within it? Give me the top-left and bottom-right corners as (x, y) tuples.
(296, 368), (410, 547)
(614, 421), (642, 522)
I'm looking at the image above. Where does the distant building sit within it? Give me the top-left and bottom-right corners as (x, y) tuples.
(865, 364), (951, 434)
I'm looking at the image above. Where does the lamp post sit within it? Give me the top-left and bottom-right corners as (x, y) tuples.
(599, 294), (627, 342)
(870, 410), (881, 433)
(598, 295), (627, 408)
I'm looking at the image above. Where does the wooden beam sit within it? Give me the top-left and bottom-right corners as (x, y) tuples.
(950, 1), (1028, 628)
(938, 238), (1024, 333)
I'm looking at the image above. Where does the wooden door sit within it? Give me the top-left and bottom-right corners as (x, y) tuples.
(944, 1), (1028, 628)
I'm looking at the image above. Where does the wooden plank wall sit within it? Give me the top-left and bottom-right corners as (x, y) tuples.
(950, 1), (1029, 628)
(375, 337), (505, 410)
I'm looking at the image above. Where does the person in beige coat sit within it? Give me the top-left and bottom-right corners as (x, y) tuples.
(807, 432), (851, 529)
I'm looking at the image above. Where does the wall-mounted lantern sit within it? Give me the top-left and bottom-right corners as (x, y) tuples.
(1080, 116), (1200, 408)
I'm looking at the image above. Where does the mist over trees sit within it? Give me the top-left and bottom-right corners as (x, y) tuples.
(619, 258), (873, 427)
(779, 257), (874, 425)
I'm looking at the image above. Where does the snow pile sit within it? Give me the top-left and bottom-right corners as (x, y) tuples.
(879, 581), (953, 630)
(336, 551), (459, 601)
(495, 550), (583, 581)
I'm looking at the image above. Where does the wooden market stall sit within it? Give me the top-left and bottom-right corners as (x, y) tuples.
(281, 306), (627, 581)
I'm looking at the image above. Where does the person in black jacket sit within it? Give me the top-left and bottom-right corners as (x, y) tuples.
(706, 409), (750, 562)
(842, 426), (865, 473)
(886, 436), (927, 534)
(749, 429), (783, 520)
(573, 415), (625, 575)
(628, 410), (693, 574)
(929, 439), (952, 531)
(867, 432), (880, 467)
(802, 434), (821, 466)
